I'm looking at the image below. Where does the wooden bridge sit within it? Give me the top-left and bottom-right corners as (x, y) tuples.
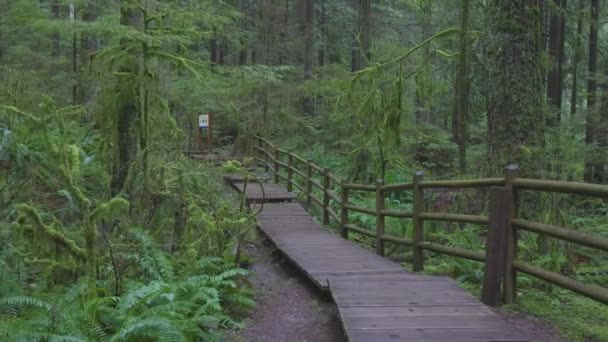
(227, 136), (608, 341)
(228, 179), (527, 341)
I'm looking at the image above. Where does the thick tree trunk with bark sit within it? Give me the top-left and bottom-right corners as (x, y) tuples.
(302, 0), (314, 115)
(415, 0), (432, 124)
(452, 0), (470, 174)
(584, 0), (599, 182)
(487, 0), (544, 175)
(351, 0), (371, 72)
(111, 2), (141, 196)
(51, 0), (61, 57)
(546, 0), (567, 125)
(570, 0), (584, 117)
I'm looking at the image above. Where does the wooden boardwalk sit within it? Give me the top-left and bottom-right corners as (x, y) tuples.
(231, 179), (527, 342)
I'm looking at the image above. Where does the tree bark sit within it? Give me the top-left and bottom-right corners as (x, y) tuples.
(487, 0), (544, 174)
(452, 0), (470, 174)
(351, 0), (371, 72)
(111, 2), (141, 196)
(546, 0), (567, 125)
(51, 0), (61, 57)
(570, 0), (584, 117)
(302, 0), (315, 116)
(415, 0), (432, 124)
(584, 0), (599, 182)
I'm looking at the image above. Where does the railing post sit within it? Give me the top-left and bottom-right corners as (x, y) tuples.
(323, 168), (330, 225)
(287, 151), (294, 192)
(273, 149), (279, 184)
(261, 139), (269, 173)
(504, 165), (521, 304)
(340, 180), (349, 239)
(412, 171), (425, 272)
(482, 187), (511, 306)
(376, 179), (385, 256)
(306, 159), (313, 209)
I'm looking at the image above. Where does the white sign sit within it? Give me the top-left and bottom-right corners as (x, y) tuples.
(198, 114), (209, 128)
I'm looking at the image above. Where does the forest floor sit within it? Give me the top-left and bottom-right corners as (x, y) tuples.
(229, 233), (346, 342)
(496, 310), (569, 342)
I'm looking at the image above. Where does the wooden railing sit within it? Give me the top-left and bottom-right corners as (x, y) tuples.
(253, 135), (608, 306)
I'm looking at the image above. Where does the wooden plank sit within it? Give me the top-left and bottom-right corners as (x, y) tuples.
(338, 305), (496, 318)
(343, 316), (511, 330)
(347, 328), (527, 342)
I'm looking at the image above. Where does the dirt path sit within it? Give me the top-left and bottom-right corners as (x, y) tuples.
(230, 235), (345, 342)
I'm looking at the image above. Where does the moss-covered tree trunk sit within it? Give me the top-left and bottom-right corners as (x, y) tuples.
(415, 0), (432, 125)
(302, 0), (314, 116)
(486, 0), (544, 175)
(546, 0), (567, 126)
(570, 0), (584, 117)
(110, 2), (141, 196)
(584, 0), (600, 182)
(452, 0), (470, 174)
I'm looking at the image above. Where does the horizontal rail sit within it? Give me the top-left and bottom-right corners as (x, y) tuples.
(253, 156), (271, 168)
(344, 204), (376, 216)
(512, 219), (608, 252)
(291, 153), (308, 164)
(328, 172), (342, 184)
(419, 178), (505, 189)
(327, 207), (340, 222)
(380, 182), (414, 192)
(418, 241), (486, 262)
(311, 194), (323, 207)
(310, 179), (323, 190)
(343, 183), (376, 191)
(276, 148), (288, 154)
(381, 235), (413, 246)
(380, 209), (413, 218)
(255, 147), (275, 160)
(256, 136), (275, 150)
(276, 160), (288, 168)
(276, 173), (288, 181)
(513, 179), (608, 198)
(513, 261), (608, 305)
(291, 167), (307, 179)
(289, 180), (305, 193)
(309, 162), (324, 173)
(420, 213), (489, 225)
(344, 224), (375, 237)
(327, 190), (340, 203)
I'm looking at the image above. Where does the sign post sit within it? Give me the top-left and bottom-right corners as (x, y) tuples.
(198, 113), (213, 152)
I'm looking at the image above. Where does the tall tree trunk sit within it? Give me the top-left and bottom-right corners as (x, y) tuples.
(111, 2), (141, 196)
(77, 1), (98, 104)
(51, 0), (60, 57)
(351, 0), (371, 72)
(279, 0), (288, 64)
(415, 0), (432, 124)
(570, 0), (584, 117)
(598, 64), (608, 183)
(360, 0), (371, 68)
(210, 37), (218, 64)
(318, 0), (325, 67)
(302, 0), (315, 116)
(487, 0), (544, 174)
(546, 0), (567, 126)
(70, 3), (77, 104)
(351, 0), (359, 72)
(584, 0), (599, 182)
(452, 0), (470, 174)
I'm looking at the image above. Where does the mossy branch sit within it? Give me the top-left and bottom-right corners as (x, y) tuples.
(15, 205), (87, 260)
